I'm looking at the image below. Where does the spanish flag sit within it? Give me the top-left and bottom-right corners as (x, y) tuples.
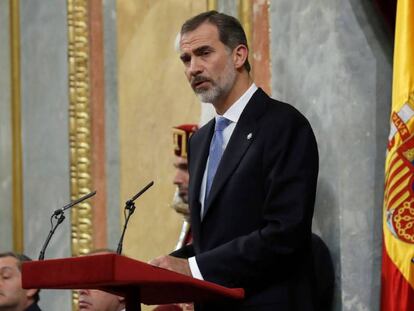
(381, 0), (414, 310)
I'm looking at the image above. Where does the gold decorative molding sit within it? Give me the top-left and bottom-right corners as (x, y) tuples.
(67, 0), (93, 309)
(67, 0), (93, 256)
(10, 0), (23, 253)
(207, 0), (217, 11)
(238, 0), (252, 50)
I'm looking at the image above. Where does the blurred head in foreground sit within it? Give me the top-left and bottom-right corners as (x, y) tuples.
(77, 250), (125, 311)
(0, 252), (40, 311)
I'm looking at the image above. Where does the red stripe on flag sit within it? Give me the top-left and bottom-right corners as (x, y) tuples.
(387, 190), (409, 212)
(385, 172), (411, 207)
(385, 154), (403, 184)
(381, 243), (414, 311)
(385, 164), (408, 198)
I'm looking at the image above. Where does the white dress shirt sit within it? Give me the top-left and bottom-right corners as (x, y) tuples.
(189, 83), (258, 280)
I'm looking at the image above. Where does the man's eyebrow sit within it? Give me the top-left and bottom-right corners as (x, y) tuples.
(0, 266), (14, 273)
(193, 45), (214, 55)
(180, 45), (215, 61)
(174, 163), (188, 169)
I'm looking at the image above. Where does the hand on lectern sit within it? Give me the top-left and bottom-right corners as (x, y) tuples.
(149, 255), (191, 277)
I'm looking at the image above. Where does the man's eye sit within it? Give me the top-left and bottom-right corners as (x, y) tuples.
(181, 56), (191, 64)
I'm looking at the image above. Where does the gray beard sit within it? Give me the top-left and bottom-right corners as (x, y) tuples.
(194, 58), (237, 104)
(196, 85), (222, 103)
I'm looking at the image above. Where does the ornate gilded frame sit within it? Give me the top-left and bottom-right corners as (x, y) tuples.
(67, 0), (94, 309)
(67, 0), (93, 257)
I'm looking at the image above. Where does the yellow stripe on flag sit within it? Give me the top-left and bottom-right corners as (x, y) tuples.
(385, 160), (406, 199)
(389, 191), (409, 212)
(387, 166), (409, 193)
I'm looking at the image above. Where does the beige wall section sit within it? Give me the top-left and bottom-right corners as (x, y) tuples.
(118, 1), (206, 263)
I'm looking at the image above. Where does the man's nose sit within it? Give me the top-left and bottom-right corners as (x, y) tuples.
(78, 288), (89, 296)
(189, 57), (203, 76)
(174, 171), (184, 185)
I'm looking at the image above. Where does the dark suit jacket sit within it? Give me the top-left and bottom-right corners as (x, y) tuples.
(311, 233), (335, 311)
(26, 303), (42, 311)
(172, 88), (319, 310)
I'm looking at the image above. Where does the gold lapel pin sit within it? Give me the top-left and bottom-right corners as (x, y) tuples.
(247, 133), (253, 140)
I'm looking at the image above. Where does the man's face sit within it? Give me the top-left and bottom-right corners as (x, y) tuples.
(78, 289), (123, 311)
(179, 22), (237, 104)
(0, 257), (29, 310)
(173, 156), (190, 203)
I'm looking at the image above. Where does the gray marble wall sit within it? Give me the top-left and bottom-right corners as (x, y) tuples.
(20, 0), (71, 310)
(0, 0), (13, 252)
(269, 0), (391, 310)
(103, 0), (121, 249)
(217, 0), (238, 16)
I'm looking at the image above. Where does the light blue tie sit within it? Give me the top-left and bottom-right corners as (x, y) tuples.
(205, 116), (231, 202)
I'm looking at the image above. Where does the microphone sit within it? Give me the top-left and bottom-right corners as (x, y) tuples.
(125, 181), (154, 209)
(39, 190), (97, 260)
(117, 181), (154, 254)
(53, 190), (97, 215)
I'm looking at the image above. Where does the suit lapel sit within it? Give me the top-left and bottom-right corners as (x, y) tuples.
(189, 120), (214, 239)
(203, 88), (268, 216)
(190, 121), (214, 200)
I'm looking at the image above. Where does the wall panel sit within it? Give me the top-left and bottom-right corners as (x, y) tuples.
(0, 0), (13, 252)
(20, 0), (71, 310)
(269, 0), (391, 309)
(118, 1), (205, 265)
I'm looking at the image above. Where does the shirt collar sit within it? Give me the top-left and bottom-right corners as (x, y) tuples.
(217, 83), (258, 124)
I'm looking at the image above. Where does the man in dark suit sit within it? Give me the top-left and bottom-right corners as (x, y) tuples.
(150, 11), (319, 310)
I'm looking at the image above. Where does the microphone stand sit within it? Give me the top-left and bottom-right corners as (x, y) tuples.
(117, 181), (154, 254)
(38, 190), (97, 260)
(116, 200), (135, 255)
(38, 213), (65, 260)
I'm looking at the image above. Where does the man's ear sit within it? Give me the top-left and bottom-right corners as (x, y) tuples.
(233, 44), (249, 70)
(25, 288), (37, 301)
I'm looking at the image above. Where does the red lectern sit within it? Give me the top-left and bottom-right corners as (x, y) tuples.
(22, 253), (244, 310)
